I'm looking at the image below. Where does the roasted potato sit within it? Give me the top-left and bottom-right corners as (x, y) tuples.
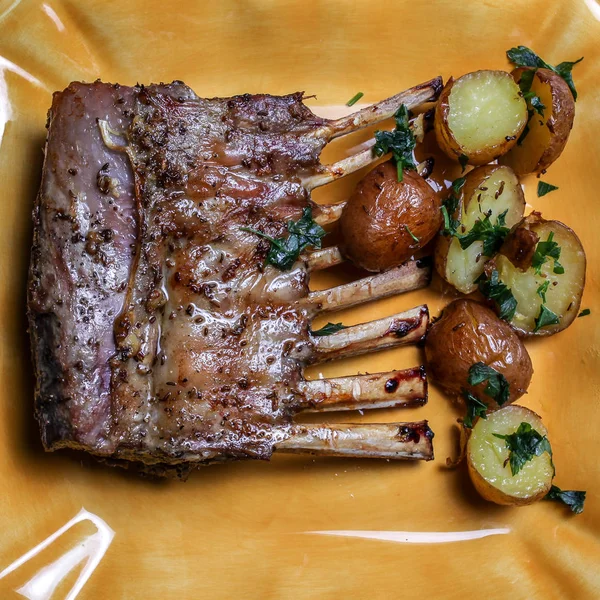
(424, 299), (533, 408)
(339, 161), (441, 272)
(435, 70), (528, 166)
(485, 213), (586, 336)
(500, 68), (575, 175)
(467, 405), (554, 506)
(434, 165), (525, 293)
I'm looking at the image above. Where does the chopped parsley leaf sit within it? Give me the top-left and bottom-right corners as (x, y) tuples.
(537, 181), (559, 197)
(463, 391), (488, 429)
(241, 207), (325, 271)
(467, 363), (510, 406)
(373, 105), (416, 182)
(493, 421), (553, 476)
(476, 270), (518, 321)
(578, 308), (591, 318)
(536, 280), (550, 303)
(311, 322), (347, 336)
(506, 46), (583, 100)
(545, 485), (586, 514)
(532, 232), (564, 275)
(458, 210), (510, 257)
(534, 304), (560, 332)
(458, 154), (469, 171)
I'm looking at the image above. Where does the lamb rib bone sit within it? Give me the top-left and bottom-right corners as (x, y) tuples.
(275, 421), (434, 460)
(302, 259), (431, 313)
(297, 367), (427, 412)
(310, 305), (428, 362)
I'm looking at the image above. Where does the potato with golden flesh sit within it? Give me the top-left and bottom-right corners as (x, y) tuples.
(424, 299), (533, 409)
(435, 70), (528, 165)
(435, 165), (525, 293)
(500, 68), (575, 175)
(339, 161), (441, 272)
(467, 405), (554, 506)
(484, 213), (586, 336)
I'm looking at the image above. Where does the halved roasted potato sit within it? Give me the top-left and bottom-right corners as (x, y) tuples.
(484, 213), (586, 336)
(424, 299), (533, 408)
(500, 68), (575, 175)
(435, 70), (528, 165)
(435, 165), (525, 294)
(467, 405), (554, 506)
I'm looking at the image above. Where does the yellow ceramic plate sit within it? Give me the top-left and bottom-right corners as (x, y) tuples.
(0, 1), (599, 598)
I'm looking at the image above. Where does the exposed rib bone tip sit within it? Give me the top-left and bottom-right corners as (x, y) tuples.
(302, 259), (432, 314)
(275, 421), (434, 460)
(298, 367), (427, 412)
(312, 201), (347, 226)
(310, 305), (429, 363)
(306, 246), (344, 271)
(314, 77), (444, 141)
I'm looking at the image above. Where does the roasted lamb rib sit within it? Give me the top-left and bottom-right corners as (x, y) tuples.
(28, 77), (442, 476)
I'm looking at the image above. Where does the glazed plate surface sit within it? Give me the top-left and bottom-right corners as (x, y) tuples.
(0, 1), (599, 598)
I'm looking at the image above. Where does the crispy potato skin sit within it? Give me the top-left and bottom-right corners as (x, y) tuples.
(434, 165), (525, 292)
(500, 68), (575, 175)
(339, 161), (441, 272)
(424, 299), (533, 408)
(467, 406), (552, 506)
(434, 72), (526, 165)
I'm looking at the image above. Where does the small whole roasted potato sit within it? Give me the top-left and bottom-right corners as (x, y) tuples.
(500, 68), (576, 175)
(434, 164), (525, 294)
(424, 299), (533, 408)
(339, 161), (441, 272)
(435, 70), (528, 165)
(467, 405), (554, 506)
(485, 213), (586, 336)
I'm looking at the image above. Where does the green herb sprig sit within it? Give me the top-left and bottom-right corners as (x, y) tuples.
(476, 270), (518, 321)
(507, 46), (584, 100)
(545, 485), (586, 514)
(242, 207), (325, 271)
(373, 105), (416, 181)
(458, 210), (510, 257)
(493, 422), (553, 476)
(534, 304), (560, 332)
(463, 391), (488, 429)
(311, 322), (346, 336)
(532, 232), (564, 275)
(467, 363), (510, 406)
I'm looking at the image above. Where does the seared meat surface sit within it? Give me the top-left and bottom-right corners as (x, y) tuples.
(28, 78), (441, 476)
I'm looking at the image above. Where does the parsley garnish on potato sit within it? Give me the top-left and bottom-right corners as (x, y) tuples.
(242, 207), (325, 271)
(458, 209), (510, 256)
(372, 104), (416, 181)
(493, 421), (553, 476)
(532, 231), (564, 274)
(476, 270), (518, 321)
(534, 304), (560, 332)
(468, 363), (510, 406)
(506, 46), (584, 100)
